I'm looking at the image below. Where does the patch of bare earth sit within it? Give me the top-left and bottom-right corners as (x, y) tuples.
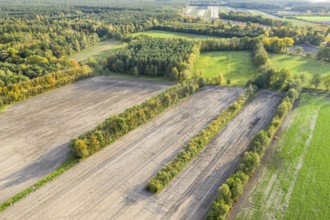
(0, 86), (245, 220)
(0, 77), (170, 203)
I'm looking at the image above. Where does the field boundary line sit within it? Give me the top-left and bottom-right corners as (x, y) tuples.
(146, 87), (256, 193)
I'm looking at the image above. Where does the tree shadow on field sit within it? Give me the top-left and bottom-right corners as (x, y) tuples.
(0, 143), (70, 191)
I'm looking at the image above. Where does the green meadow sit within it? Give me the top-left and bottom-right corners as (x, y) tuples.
(236, 93), (330, 220)
(193, 51), (257, 86)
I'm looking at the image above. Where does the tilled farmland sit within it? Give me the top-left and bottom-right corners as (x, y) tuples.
(0, 86), (245, 220)
(0, 77), (170, 203)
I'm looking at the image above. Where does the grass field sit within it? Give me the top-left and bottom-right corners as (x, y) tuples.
(193, 51), (256, 86)
(269, 54), (330, 89)
(70, 40), (122, 62)
(130, 30), (216, 39)
(296, 16), (330, 22)
(235, 93), (330, 220)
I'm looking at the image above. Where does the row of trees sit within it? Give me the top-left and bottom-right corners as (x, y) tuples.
(198, 37), (256, 51)
(146, 86), (256, 194)
(106, 38), (199, 80)
(69, 80), (201, 158)
(218, 12), (287, 27)
(0, 65), (92, 108)
(153, 22), (265, 38)
(207, 87), (300, 220)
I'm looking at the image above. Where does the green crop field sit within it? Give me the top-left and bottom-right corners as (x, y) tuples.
(269, 54), (330, 89)
(130, 30), (216, 39)
(70, 40), (122, 62)
(235, 93), (330, 220)
(193, 51), (257, 86)
(296, 16), (330, 22)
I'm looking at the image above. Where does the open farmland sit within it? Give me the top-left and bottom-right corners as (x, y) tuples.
(0, 90), (283, 220)
(0, 86), (246, 219)
(0, 77), (170, 203)
(269, 54), (330, 89)
(130, 30), (216, 39)
(233, 93), (330, 220)
(193, 51), (257, 86)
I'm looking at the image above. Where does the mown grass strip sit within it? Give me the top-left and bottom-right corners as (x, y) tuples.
(146, 86), (256, 194)
(0, 155), (78, 212)
(206, 88), (300, 220)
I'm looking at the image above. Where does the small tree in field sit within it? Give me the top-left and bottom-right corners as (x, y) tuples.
(226, 79), (231, 86)
(294, 46), (304, 55)
(310, 73), (321, 90)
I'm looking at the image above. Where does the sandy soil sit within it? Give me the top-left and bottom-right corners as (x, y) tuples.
(0, 86), (245, 220)
(0, 77), (170, 203)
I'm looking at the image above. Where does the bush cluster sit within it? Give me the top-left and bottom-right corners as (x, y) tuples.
(69, 80), (201, 158)
(146, 86), (256, 194)
(207, 88), (299, 220)
(0, 65), (92, 108)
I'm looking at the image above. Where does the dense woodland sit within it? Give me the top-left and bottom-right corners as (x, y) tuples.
(106, 38), (199, 80)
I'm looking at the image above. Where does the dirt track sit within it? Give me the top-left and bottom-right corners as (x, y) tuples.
(0, 86), (244, 220)
(0, 77), (170, 203)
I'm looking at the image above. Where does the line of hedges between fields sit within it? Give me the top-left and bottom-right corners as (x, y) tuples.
(69, 80), (201, 158)
(145, 86), (256, 194)
(206, 87), (300, 220)
(0, 65), (93, 109)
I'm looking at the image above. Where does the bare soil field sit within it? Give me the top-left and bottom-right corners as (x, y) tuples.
(0, 77), (170, 203)
(0, 89), (283, 220)
(0, 86), (244, 220)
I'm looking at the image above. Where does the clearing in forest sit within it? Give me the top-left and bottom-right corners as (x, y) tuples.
(0, 77), (169, 203)
(0, 89), (282, 220)
(233, 93), (330, 220)
(70, 40), (122, 62)
(269, 54), (330, 89)
(193, 51), (257, 86)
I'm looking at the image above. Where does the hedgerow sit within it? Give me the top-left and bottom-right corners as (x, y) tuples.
(69, 80), (201, 158)
(145, 86), (256, 194)
(0, 65), (93, 108)
(207, 87), (300, 220)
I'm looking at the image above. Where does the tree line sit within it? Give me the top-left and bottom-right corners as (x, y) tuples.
(207, 87), (300, 220)
(69, 80), (201, 158)
(0, 65), (92, 108)
(146, 86), (256, 194)
(153, 22), (265, 38)
(218, 12), (287, 27)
